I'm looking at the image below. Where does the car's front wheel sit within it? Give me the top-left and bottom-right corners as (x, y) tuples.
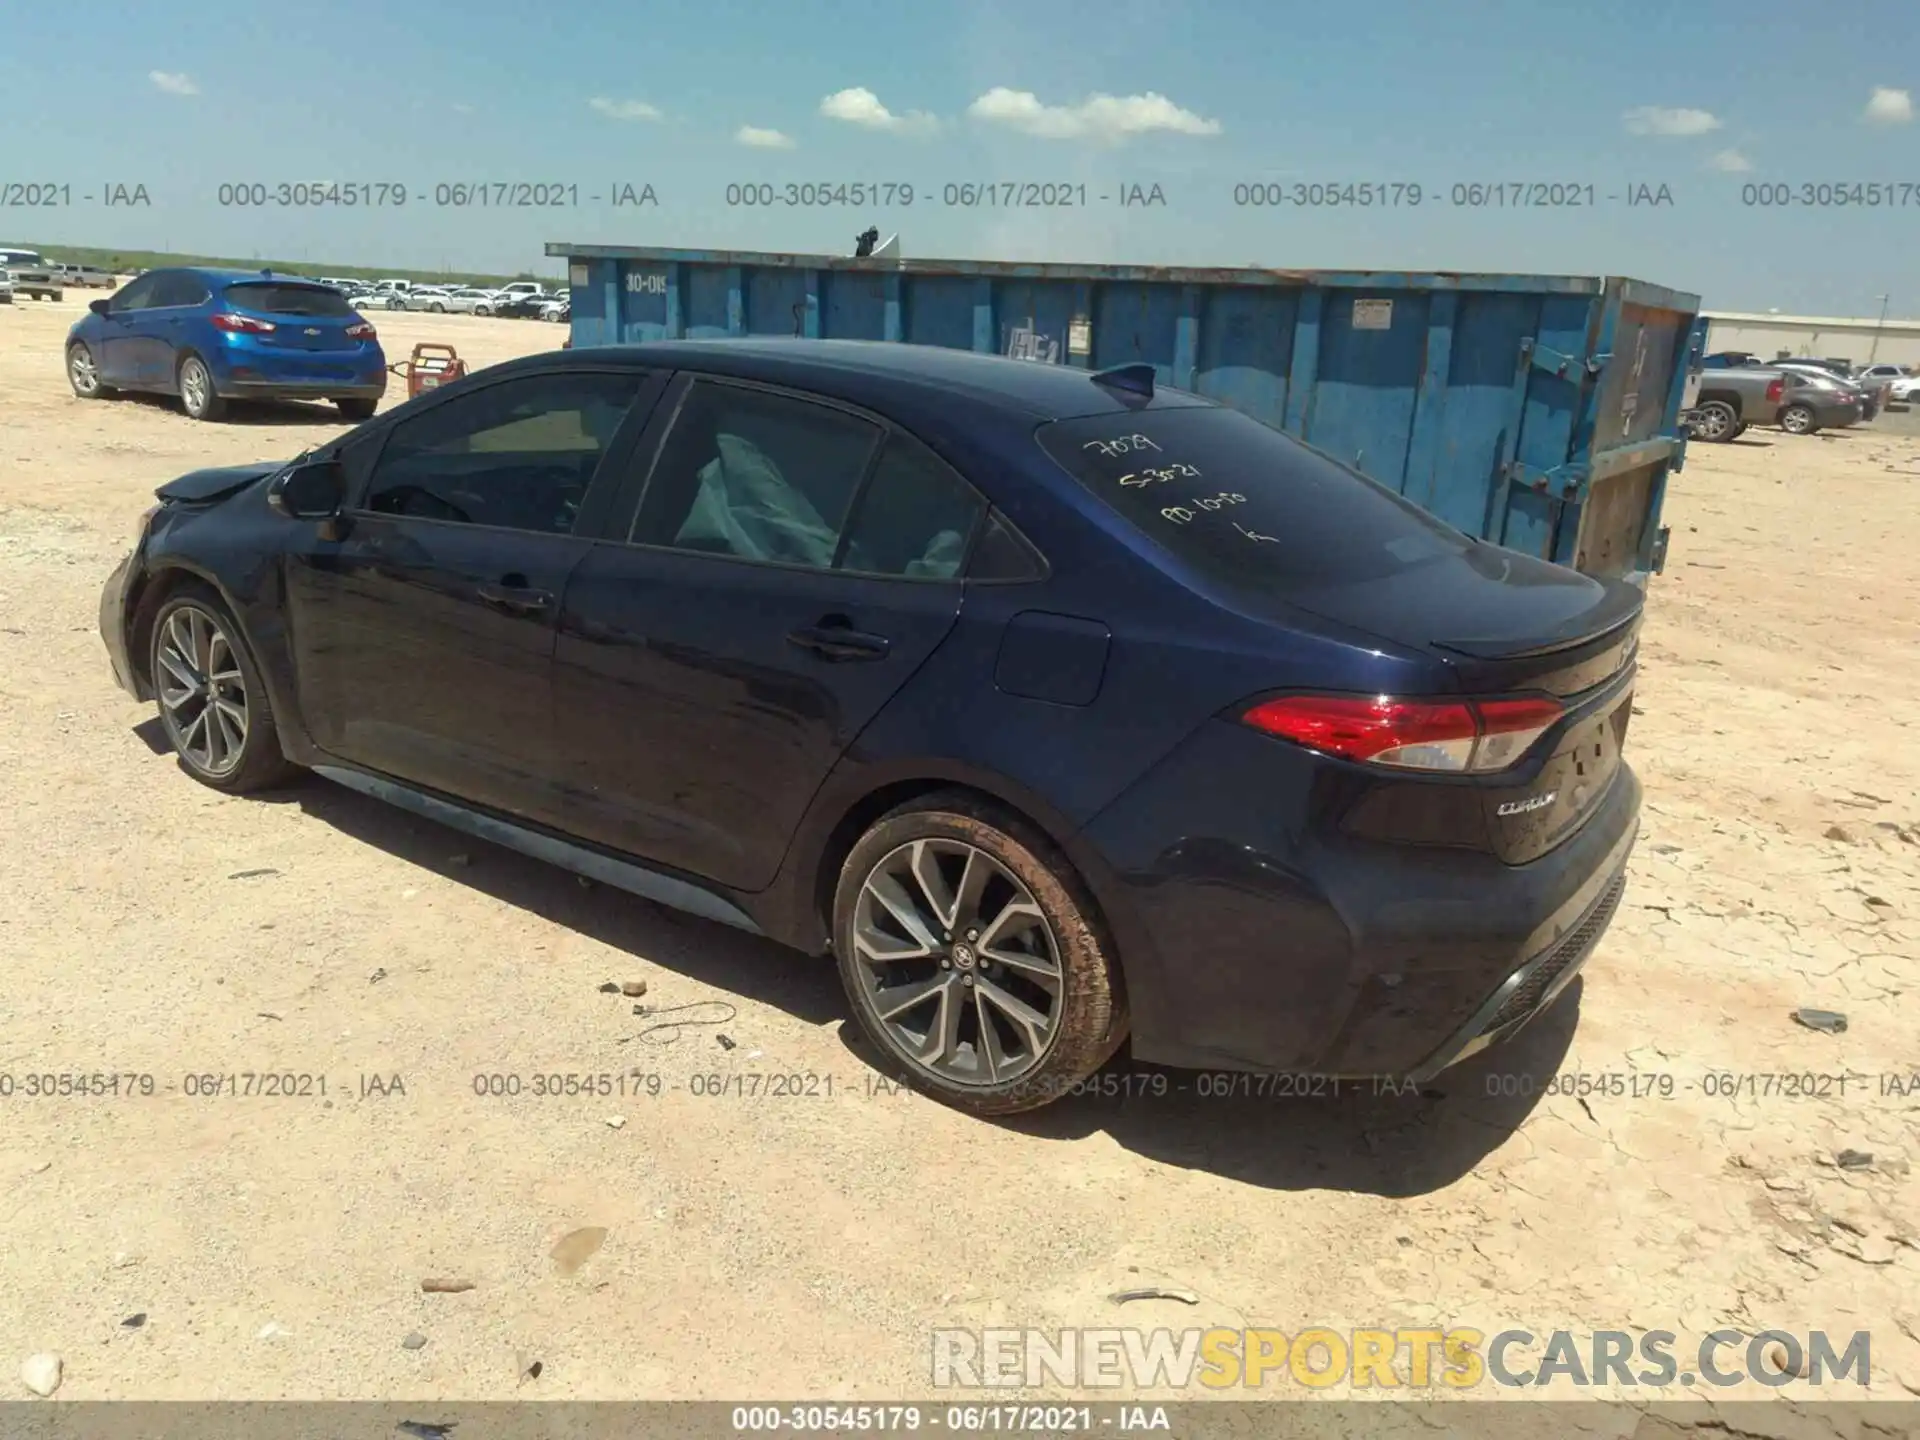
(832, 794), (1128, 1116)
(177, 354), (227, 421)
(67, 342), (114, 399)
(149, 588), (300, 793)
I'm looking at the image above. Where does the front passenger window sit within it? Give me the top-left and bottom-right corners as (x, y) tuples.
(361, 371), (644, 533)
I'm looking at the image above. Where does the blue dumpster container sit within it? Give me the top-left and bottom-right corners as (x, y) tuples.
(546, 243), (1701, 583)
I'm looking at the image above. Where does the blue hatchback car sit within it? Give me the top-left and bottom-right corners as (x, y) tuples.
(96, 339), (1642, 1116)
(65, 267), (386, 422)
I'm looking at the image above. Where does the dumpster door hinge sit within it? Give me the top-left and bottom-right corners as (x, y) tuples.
(1520, 337), (1610, 379)
(1502, 460), (1588, 497)
(1651, 525), (1672, 574)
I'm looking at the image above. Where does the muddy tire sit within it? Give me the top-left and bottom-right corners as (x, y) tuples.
(832, 792), (1128, 1116)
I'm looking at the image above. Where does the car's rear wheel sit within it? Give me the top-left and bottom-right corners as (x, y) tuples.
(177, 354), (227, 422)
(149, 588), (299, 793)
(430, 301), (445, 313)
(334, 397), (377, 421)
(1689, 399), (1739, 442)
(1779, 403), (1817, 435)
(67, 342), (113, 399)
(832, 794), (1128, 1116)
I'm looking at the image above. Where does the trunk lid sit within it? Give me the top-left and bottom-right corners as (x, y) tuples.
(224, 282), (363, 352)
(1300, 543), (1642, 863)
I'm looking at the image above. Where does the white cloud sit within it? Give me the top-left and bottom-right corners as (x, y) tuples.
(1622, 105), (1722, 137)
(588, 96), (663, 122)
(149, 70), (199, 97)
(1864, 86), (1914, 125)
(818, 87), (939, 134)
(967, 87), (1222, 140)
(735, 125), (796, 149)
(1707, 148), (1753, 172)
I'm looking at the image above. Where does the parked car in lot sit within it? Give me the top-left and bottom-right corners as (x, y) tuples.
(0, 267), (14, 304)
(1773, 371), (1861, 434)
(1855, 362), (1908, 389)
(497, 281), (550, 303)
(53, 262), (117, 289)
(538, 295), (570, 323)
(442, 287), (507, 315)
(493, 293), (552, 320)
(1771, 362), (1881, 421)
(1685, 366), (1786, 442)
(403, 286), (458, 312)
(1889, 374), (1920, 402)
(96, 339), (1645, 1115)
(0, 247), (64, 300)
(65, 268), (386, 422)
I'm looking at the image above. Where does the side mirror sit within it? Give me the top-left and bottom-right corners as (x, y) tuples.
(268, 459), (346, 521)
(89, 298), (110, 316)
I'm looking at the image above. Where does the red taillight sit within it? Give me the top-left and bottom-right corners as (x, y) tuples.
(345, 321), (376, 339)
(211, 312), (276, 334)
(1766, 378), (1784, 402)
(1240, 694), (1564, 773)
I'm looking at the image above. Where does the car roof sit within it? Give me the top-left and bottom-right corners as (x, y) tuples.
(528, 338), (1216, 424)
(167, 266), (339, 286)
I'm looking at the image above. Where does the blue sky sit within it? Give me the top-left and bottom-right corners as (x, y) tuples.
(2, 0), (1915, 314)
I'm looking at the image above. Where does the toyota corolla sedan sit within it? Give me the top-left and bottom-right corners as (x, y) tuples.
(97, 339), (1642, 1116)
(66, 267), (386, 422)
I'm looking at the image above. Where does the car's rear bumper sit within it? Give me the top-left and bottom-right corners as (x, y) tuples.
(1077, 719), (1642, 1078)
(217, 378), (386, 402)
(99, 551), (143, 700)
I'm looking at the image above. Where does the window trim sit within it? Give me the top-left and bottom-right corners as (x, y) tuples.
(341, 365), (663, 540)
(606, 371), (993, 585)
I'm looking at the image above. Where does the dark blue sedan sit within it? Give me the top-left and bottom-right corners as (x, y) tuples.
(66, 266), (386, 422)
(96, 339), (1641, 1114)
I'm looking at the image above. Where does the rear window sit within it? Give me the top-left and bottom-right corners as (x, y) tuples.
(1037, 406), (1469, 593)
(224, 283), (354, 317)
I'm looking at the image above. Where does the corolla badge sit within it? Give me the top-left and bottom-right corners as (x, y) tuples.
(1497, 792), (1558, 817)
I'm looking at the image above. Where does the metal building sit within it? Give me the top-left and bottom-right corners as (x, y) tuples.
(1703, 310), (1920, 368)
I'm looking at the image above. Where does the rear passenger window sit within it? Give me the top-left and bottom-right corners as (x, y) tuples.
(152, 273), (210, 307)
(631, 382), (882, 569)
(838, 435), (985, 579)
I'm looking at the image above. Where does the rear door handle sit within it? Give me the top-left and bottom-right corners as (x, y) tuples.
(787, 623), (890, 662)
(477, 583), (553, 615)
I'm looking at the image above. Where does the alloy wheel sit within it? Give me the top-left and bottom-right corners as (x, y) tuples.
(155, 605), (249, 777)
(180, 360), (211, 416)
(68, 345), (99, 396)
(849, 839), (1065, 1087)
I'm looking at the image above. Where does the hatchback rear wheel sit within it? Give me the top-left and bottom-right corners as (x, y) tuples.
(833, 794), (1127, 1115)
(177, 354), (227, 422)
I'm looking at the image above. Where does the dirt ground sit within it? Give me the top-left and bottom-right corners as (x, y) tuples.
(0, 290), (1915, 1407)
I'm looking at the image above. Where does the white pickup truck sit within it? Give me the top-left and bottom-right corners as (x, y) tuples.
(0, 247), (63, 300)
